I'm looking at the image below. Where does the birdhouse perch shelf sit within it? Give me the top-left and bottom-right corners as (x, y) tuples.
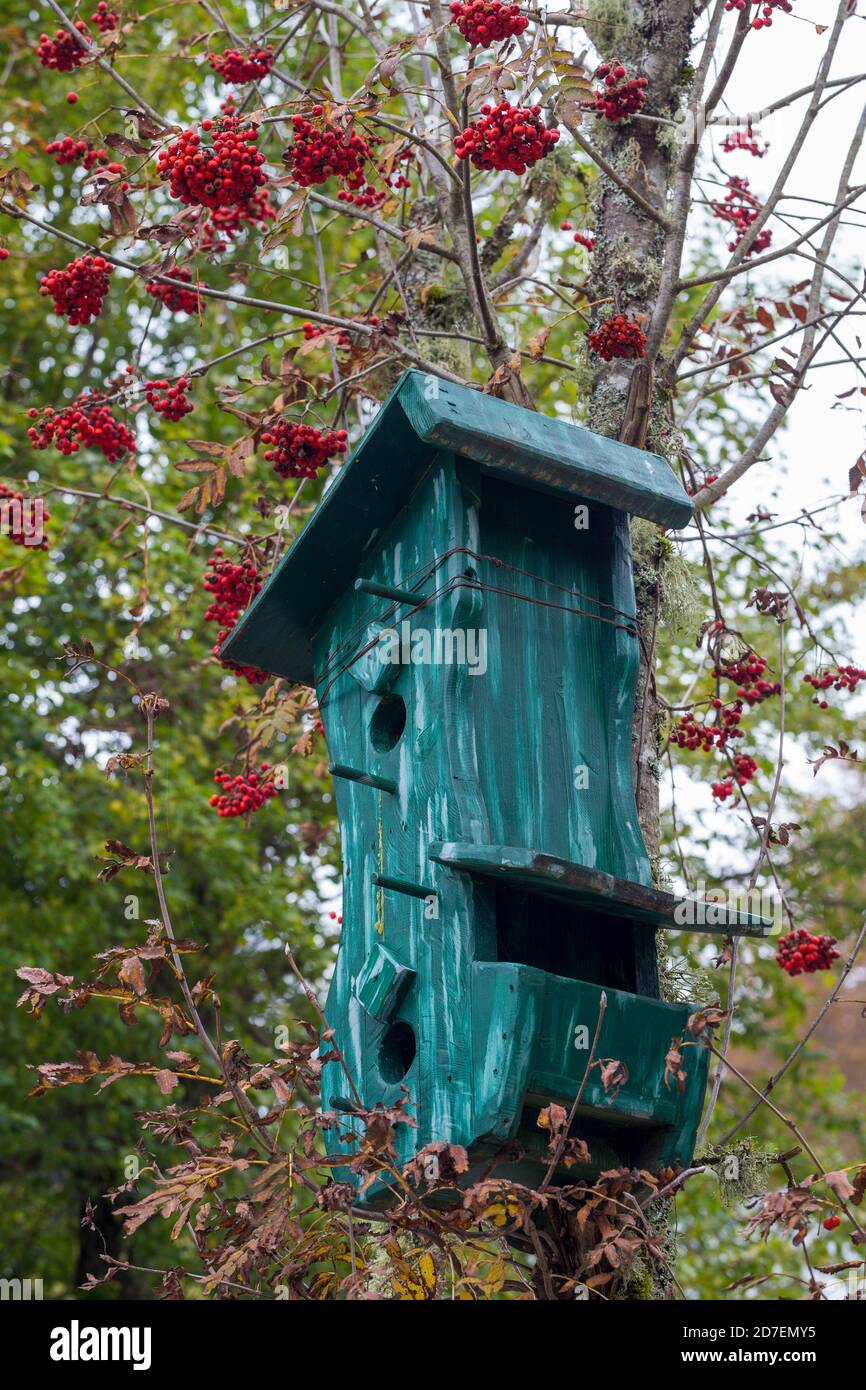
(223, 370), (771, 1193)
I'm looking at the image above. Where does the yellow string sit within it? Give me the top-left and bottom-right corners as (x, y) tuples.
(374, 788), (384, 936)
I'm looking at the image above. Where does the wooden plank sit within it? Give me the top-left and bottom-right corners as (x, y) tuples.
(429, 842), (775, 937)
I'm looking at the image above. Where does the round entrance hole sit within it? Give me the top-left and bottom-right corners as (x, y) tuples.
(370, 693), (406, 751)
(378, 1021), (416, 1083)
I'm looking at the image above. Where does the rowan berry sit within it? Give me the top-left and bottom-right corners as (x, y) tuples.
(285, 111), (373, 190)
(711, 176), (772, 255)
(803, 665), (866, 703)
(449, 1), (528, 46)
(156, 116), (267, 211)
(725, 0), (793, 29)
(39, 255), (113, 325)
(27, 393), (136, 462)
(37, 25), (89, 72)
(721, 129), (769, 158)
(91, 2), (118, 31)
(146, 267), (204, 314)
(260, 420), (348, 479)
(587, 313), (646, 361)
(210, 765), (277, 817)
(454, 102), (559, 175)
(200, 187), (277, 252)
(208, 47), (274, 84)
(585, 63), (648, 122)
(776, 928), (840, 977)
(145, 377), (194, 422)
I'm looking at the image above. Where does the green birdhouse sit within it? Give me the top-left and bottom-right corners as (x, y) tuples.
(223, 370), (771, 1190)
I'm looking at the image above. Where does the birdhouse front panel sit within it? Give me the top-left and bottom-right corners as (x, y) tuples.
(221, 371), (773, 1194)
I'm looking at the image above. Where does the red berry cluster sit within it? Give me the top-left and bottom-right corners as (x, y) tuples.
(803, 664), (866, 708)
(91, 2), (118, 31)
(201, 187), (277, 252)
(721, 129), (768, 158)
(210, 765), (277, 817)
(286, 109), (373, 190)
(39, 255), (112, 325)
(145, 377), (194, 421)
(587, 63), (648, 122)
(685, 470), (719, 495)
(204, 548), (261, 629)
(261, 421), (349, 480)
(587, 313), (646, 361)
(203, 548), (269, 684)
(560, 222), (596, 251)
(0, 482), (51, 550)
(208, 47), (274, 84)
(712, 176), (772, 255)
(725, 0), (792, 28)
(36, 24), (90, 71)
(711, 752), (758, 801)
(672, 702), (744, 754)
(27, 393), (136, 462)
(146, 268), (203, 314)
(156, 117), (267, 211)
(714, 653), (781, 706)
(455, 102), (559, 175)
(302, 321), (351, 349)
(46, 135), (110, 170)
(449, 1), (528, 45)
(776, 928), (840, 977)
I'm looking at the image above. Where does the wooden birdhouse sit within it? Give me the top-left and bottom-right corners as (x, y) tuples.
(222, 370), (770, 1190)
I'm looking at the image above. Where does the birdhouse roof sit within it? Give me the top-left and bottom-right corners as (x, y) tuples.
(220, 370), (692, 684)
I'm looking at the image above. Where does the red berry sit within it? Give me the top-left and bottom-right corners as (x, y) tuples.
(711, 176), (772, 256)
(454, 101), (559, 175)
(260, 420), (348, 480)
(27, 392), (136, 462)
(721, 128), (769, 158)
(823, 1214), (842, 1231)
(144, 377), (195, 422)
(587, 313), (646, 361)
(146, 266), (204, 315)
(39, 255), (112, 325)
(208, 47), (274, 84)
(583, 63), (648, 122)
(210, 765), (277, 817)
(67, 91), (79, 104)
(36, 24), (90, 73)
(449, 2), (528, 47)
(156, 117), (268, 212)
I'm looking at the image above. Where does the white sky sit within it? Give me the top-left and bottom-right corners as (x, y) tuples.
(660, 3), (866, 887)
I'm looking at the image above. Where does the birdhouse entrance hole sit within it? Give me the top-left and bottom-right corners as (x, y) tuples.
(378, 1020), (416, 1083)
(370, 693), (407, 751)
(492, 884), (649, 996)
